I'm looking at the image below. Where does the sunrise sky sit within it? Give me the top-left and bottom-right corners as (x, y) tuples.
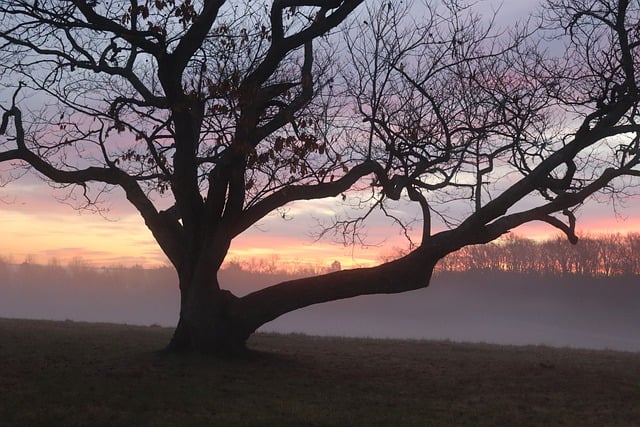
(2, 169), (639, 269)
(1, 0), (639, 269)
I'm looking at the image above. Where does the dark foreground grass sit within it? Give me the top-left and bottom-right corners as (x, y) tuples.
(0, 318), (639, 427)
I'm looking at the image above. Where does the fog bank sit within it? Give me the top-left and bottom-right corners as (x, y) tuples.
(263, 272), (640, 352)
(0, 264), (638, 352)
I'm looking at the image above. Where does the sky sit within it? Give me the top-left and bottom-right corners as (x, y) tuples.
(1, 0), (639, 269)
(2, 165), (639, 269)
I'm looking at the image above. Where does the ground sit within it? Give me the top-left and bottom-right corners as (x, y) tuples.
(1, 318), (639, 426)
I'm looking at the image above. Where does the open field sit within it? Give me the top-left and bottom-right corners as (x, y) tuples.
(1, 318), (639, 426)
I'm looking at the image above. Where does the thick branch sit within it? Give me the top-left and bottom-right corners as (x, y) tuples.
(233, 160), (380, 236)
(255, 41), (314, 141)
(169, 0), (227, 73)
(407, 185), (431, 244)
(237, 245), (436, 333)
(246, 0), (364, 86)
(453, 165), (636, 247)
(71, 0), (161, 54)
(459, 119), (640, 231)
(0, 106), (184, 266)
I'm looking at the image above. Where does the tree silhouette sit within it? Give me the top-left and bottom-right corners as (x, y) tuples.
(1, 0), (639, 355)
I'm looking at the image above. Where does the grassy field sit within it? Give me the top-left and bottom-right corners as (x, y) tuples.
(0, 318), (639, 426)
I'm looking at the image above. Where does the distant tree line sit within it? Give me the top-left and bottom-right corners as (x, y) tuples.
(1, 232), (638, 282)
(0, 258), (179, 325)
(223, 257), (343, 276)
(437, 233), (640, 277)
(0, 258), (176, 293)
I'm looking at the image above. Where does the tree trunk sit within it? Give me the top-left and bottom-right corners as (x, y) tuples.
(164, 244), (446, 356)
(166, 270), (250, 356)
(160, 228), (493, 357)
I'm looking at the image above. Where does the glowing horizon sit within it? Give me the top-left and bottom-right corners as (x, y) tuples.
(2, 185), (639, 270)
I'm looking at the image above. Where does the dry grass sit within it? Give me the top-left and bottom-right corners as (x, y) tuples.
(1, 318), (639, 426)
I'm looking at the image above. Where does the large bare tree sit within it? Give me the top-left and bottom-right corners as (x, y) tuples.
(1, 0), (638, 355)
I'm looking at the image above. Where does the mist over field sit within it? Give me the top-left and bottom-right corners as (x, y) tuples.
(0, 261), (638, 352)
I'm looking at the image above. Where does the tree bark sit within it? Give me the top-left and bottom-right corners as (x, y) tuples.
(164, 238), (251, 356)
(166, 272), (249, 356)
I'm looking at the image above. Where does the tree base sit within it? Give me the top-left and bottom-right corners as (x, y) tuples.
(165, 316), (251, 358)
